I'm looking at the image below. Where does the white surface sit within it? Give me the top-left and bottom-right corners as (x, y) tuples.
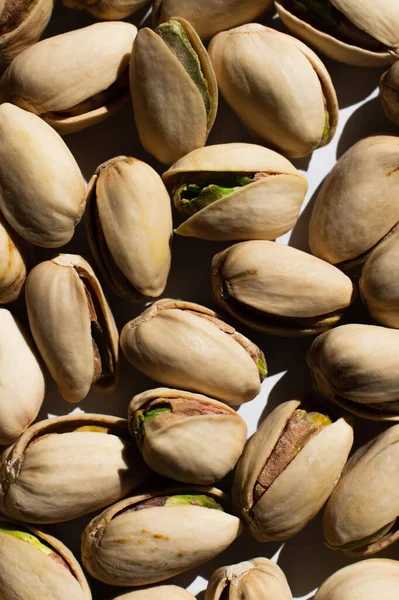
(9, 4), (399, 599)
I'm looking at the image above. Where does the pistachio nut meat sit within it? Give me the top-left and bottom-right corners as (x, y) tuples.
(309, 136), (399, 268)
(86, 156), (173, 302)
(0, 215), (27, 303)
(113, 587), (196, 599)
(208, 25), (338, 158)
(380, 61), (399, 127)
(275, 0), (399, 67)
(206, 558), (292, 600)
(307, 324), (399, 421)
(0, 103), (86, 247)
(82, 487), (243, 586)
(25, 254), (119, 403)
(0, 22), (137, 134)
(212, 241), (355, 336)
(128, 387), (247, 484)
(0, 413), (148, 524)
(314, 559), (399, 599)
(323, 425), (399, 556)
(0, 309), (45, 446)
(163, 143), (308, 241)
(121, 299), (267, 406)
(130, 17), (218, 164)
(232, 400), (353, 542)
(63, 0), (149, 19)
(0, 516), (91, 599)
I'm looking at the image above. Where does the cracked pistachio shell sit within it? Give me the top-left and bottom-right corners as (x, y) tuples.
(0, 22), (137, 134)
(232, 400), (353, 542)
(315, 560), (399, 599)
(86, 156), (172, 302)
(0, 413), (148, 524)
(309, 136), (399, 267)
(121, 298), (267, 406)
(0, 516), (91, 600)
(129, 387), (247, 484)
(163, 143), (308, 241)
(380, 62), (399, 126)
(113, 587), (195, 599)
(25, 254), (119, 403)
(206, 558), (292, 600)
(82, 487), (243, 586)
(63, 0), (149, 19)
(208, 25), (338, 158)
(212, 241), (355, 336)
(0, 103), (86, 247)
(323, 425), (399, 556)
(0, 216), (27, 303)
(0, 309), (44, 445)
(130, 17), (218, 165)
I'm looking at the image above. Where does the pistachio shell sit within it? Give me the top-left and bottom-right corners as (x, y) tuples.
(380, 61), (399, 126)
(63, 0), (149, 19)
(113, 587), (195, 599)
(0, 216), (26, 303)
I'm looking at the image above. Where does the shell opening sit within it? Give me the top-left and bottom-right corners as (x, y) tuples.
(0, 0), (36, 35)
(337, 519), (397, 553)
(117, 493), (225, 516)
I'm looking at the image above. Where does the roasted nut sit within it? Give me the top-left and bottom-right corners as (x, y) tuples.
(25, 254), (119, 403)
(64, 0), (149, 19)
(232, 400), (353, 542)
(0, 215), (26, 303)
(81, 487), (243, 586)
(0, 103), (86, 247)
(113, 587), (196, 599)
(206, 558), (292, 600)
(0, 22), (137, 134)
(275, 0), (399, 67)
(208, 25), (338, 158)
(380, 61), (399, 127)
(163, 143), (308, 241)
(86, 156), (172, 302)
(212, 241), (355, 336)
(121, 298), (267, 406)
(130, 17), (218, 164)
(309, 136), (399, 268)
(129, 387), (247, 484)
(0, 413), (148, 524)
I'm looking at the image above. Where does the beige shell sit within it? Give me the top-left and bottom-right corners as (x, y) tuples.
(212, 241), (355, 336)
(0, 22), (137, 134)
(232, 400), (353, 542)
(208, 24), (338, 158)
(113, 587), (195, 599)
(130, 17), (218, 164)
(129, 387), (248, 484)
(163, 143), (308, 241)
(275, 0), (398, 67)
(380, 61), (399, 126)
(0, 103), (86, 247)
(63, 0), (149, 19)
(86, 156), (172, 301)
(120, 298), (266, 406)
(25, 254), (119, 403)
(0, 216), (26, 303)
(0, 309), (44, 445)
(309, 136), (399, 267)
(81, 487), (243, 586)
(0, 413), (148, 524)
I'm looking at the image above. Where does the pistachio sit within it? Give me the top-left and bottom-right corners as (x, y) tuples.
(212, 241), (355, 336)
(129, 387), (247, 484)
(380, 61), (399, 127)
(25, 254), (119, 403)
(0, 22), (137, 134)
(113, 588), (196, 600)
(232, 400), (353, 542)
(275, 0), (399, 67)
(86, 156), (172, 302)
(208, 24), (338, 158)
(130, 17), (218, 164)
(63, 0), (149, 19)
(81, 487), (243, 586)
(121, 298), (267, 406)
(0, 414), (148, 524)
(0, 215), (26, 303)
(163, 143), (308, 241)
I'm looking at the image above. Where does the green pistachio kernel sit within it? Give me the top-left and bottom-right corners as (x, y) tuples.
(321, 109), (330, 146)
(257, 357), (268, 378)
(134, 406), (172, 449)
(165, 494), (224, 511)
(0, 525), (53, 555)
(339, 520), (396, 551)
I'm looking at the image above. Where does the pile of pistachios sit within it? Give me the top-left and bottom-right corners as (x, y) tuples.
(1, 0), (399, 598)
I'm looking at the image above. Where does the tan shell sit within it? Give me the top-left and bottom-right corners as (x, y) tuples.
(86, 156), (172, 301)
(130, 17), (218, 164)
(380, 61), (399, 126)
(81, 487), (243, 586)
(25, 254), (119, 403)
(0, 22), (137, 134)
(232, 400), (353, 542)
(129, 387), (247, 484)
(120, 298), (266, 406)
(212, 241), (355, 336)
(63, 0), (149, 19)
(0, 216), (26, 303)
(309, 136), (399, 267)
(163, 143), (308, 241)
(208, 24), (338, 158)
(113, 587), (195, 599)
(0, 413), (148, 524)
